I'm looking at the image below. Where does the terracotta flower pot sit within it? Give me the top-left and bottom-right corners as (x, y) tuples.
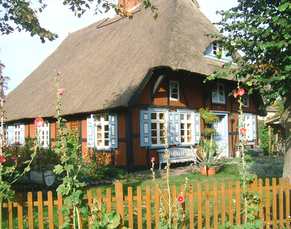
(200, 167), (216, 176)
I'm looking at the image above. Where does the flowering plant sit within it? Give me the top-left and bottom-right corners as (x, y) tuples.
(199, 108), (219, 124)
(151, 111), (188, 228)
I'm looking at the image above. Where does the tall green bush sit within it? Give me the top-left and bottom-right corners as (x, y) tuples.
(257, 120), (275, 154)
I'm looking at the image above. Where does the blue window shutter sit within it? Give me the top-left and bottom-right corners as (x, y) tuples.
(19, 124), (25, 145)
(252, 116), (257, 140)
(7, 124), (13, 145)
(109, 113), (118, 149)
(194, 112), (201, 145)
(140, 110), (151, 147)
(168, 112), (180, 145)
(87, 115), (95, 148)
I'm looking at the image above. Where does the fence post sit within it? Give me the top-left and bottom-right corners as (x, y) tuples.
(17, 193), (24, 229)
(115, 182), (124, 227)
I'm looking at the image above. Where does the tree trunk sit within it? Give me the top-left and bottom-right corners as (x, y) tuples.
(281, 93), (291, 184)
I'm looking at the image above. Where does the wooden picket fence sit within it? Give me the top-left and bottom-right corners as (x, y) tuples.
(2, 176), (291, 229)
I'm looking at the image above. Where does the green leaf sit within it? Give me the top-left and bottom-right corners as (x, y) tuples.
(246, 213), (255, 220)
(53, 164), (64, 174)
(278, 2), (290, 12)
(254, 220), (263, 228)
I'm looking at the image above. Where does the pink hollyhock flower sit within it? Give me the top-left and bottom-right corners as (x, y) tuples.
(240, 128), (247, 135)
(246, 139), (248, 144)
(58, 89), (65, 96)
(151, 157), (155, 162)
(56, 71), (61, 76)
(177, 195), (185, 204)
(0, 155), (6, 164)
(11, 155), (18, 164)
(238, 88), (245, 96)
(233, 91), (238, 98)
(34, 117), (44, 127)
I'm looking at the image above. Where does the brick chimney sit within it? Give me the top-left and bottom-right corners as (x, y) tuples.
(118, 0), (143, 11)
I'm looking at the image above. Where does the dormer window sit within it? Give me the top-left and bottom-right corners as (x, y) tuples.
(204, 42), (234, 63)
(212, 42), (224, 56)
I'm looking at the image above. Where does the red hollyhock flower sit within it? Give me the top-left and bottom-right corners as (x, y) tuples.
(238, 88), (245, 96)
(177, 195), (185, 204)
(0, 155), (6, 164)
(11, 156), (18, 164)
(58, 89), (65, 96)
(246, 139), (248, 144)
(233, 91), (238, 98)
(240, 128), (247, 135)
(34, 117), (44, 127)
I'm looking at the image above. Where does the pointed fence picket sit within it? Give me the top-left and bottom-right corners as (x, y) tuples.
(2, 176), (291, 229)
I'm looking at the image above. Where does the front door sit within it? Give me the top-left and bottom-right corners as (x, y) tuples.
(211, 113), (229, 157)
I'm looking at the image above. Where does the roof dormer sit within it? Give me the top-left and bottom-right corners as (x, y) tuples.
(204, 41), (234, 63)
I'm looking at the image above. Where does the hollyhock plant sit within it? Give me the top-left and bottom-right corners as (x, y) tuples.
(238, 88), (245, 96)
(58, 89), (65, 96)
(240, 128), (247, 135)
(177, 195), (185, 204)
(11, 156), (17, 164)
(0, 155), (6, 164)
(34, 117), (44, 127)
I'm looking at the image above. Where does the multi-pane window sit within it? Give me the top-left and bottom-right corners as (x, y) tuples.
(180, 113), (193, 144)
(87, 113), (118, 149)
(95, 114), (110, 148)
(14, 124), (21, 143)
(36, 122), (50, 148)
(140, 110), (201, 147)
(241, 114), (257, 142)
(212, 83), (225, 104)
(170, 81), (179, 101)
(212, 42), (225, 57)
(151, 112), (166, 146)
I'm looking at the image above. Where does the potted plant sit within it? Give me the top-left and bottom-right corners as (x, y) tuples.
(199, 108), (219, 124)
(191, 136), (226, 176)
(27, 142), (60, 186)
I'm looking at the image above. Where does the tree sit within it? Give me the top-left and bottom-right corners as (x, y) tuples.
(207, 0), (291, 183)
(0, 0), (157, 43)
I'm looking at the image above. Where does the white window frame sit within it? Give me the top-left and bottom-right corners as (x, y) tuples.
(169, 80), (179, 101)
(93, 114), (110, 148)
(36, 121), (50, 148)
(14, 123), (21, 143)
(243, 114), (253, 141)
(180, 112), (194, 145)
(212, 83), (225, 104)
(243, 94), (249, 107)
(151, 111), (166, 147)
(212, 42), (225, 57)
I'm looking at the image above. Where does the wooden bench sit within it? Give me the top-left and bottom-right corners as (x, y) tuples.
(157, 148), (197, 170)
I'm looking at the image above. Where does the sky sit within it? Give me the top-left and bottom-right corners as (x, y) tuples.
(0, 0), (238, 95)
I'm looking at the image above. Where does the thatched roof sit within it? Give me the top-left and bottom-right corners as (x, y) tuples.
(4, 0), (235, 121)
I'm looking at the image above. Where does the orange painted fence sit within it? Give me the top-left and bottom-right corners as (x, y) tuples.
(2, 176), (291, 229)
